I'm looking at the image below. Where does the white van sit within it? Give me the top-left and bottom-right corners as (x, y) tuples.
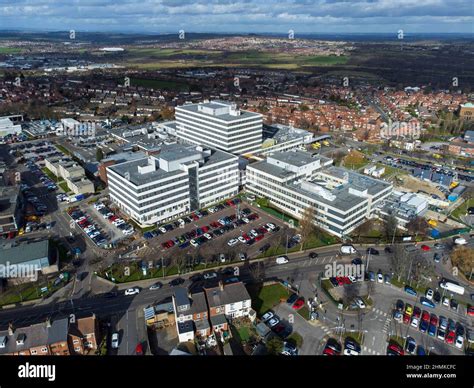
(276, 256), (289, 265)
(454, 237), (467, 245)
(439, 281), (465, 295)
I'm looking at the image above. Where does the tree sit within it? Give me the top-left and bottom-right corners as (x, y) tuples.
(390, 244), (411, 282)
(385, 215), (398, 241)
(342, 282), (361, 307)
(96, 148), (104, 162)
(299, 206), (315, 250)
(450, 247), (474, 277)
(405, 217), (429, 238)
(266, 337), (284, 355)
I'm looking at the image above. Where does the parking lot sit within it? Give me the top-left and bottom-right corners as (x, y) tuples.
(138, 200), (292, 263)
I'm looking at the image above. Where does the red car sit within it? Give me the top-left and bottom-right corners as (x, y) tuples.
(242, 233), (251, 241)
(191, 214), (199, 221)
(322, 347), (337, 356)
(255, 234), (264, 242)
(468, 306), (474, 317)
(292, 297), (305, 310)
(421, 311), (430, 322)
(446, 330), (456, 344)
(388, 343), (404, 356)
(210, 221), (220, 228)
(336, 277), (345, 286)
(403, 313), (411, 324)
(201, 226), (210, 233)
(430, 314), (438, 326)
(421, 245), (430, 251)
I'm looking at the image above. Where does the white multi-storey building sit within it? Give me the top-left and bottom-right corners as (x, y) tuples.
(175, 100), (263, 155)
(246, 150), (393, 237)
(107, 144), (239, 227)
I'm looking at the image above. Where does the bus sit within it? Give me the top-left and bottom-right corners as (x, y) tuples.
(439, 280), (465, 295)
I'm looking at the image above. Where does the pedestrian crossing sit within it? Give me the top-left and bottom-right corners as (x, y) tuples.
(372, 308), (388, 317)
(382, 316), (391, 334)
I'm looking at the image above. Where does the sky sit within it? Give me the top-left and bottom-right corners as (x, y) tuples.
(0, 0), (473, 34)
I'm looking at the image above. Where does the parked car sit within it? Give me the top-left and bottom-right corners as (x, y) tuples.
(111, 333), (120, 349)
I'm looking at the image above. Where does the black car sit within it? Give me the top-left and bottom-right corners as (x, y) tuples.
(450, 299), (459, 312)
(190, 274), (203, 282)
(259, 244), (271, 253)
(384, 246), (393, 253)
(351, 258), (363, 266)
(366, 248), (379, 255)
(308, 252), (318, 259)
(286, 293), (298, 305)
(104, 291), (118, 298)
(169, 278), (185, 287)
(344, 338), (361, 353)
(395, 299), (404, 311)
(325, 338), (342, 353)
(433, 291), (441, 304)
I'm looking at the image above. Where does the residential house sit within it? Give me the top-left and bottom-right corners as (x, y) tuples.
(68, 314), (99, 355)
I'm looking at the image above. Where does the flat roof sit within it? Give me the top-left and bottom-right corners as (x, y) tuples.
(177, 100), (261, 123)
(0, 240), (49, 266)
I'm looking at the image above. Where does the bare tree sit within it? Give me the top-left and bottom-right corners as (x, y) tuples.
(342, 282), (361, 307)
(299, 206), (316, 251)
(405, 217), (429, 238)
(390, 244), (411, 282)
(248, 261), (265, 283)
(385, 214), (398, 241)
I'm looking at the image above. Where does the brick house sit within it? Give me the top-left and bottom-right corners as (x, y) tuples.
(204, 282), (252, 335)
(68, 314), (99, 355)
(0, 318), (70, 356)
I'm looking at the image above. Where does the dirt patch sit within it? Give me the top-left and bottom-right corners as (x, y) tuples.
(396, 175), (445, 197)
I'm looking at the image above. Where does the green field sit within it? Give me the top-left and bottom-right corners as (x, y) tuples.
(0, 47), (22, 54)
(122, 48), (349, 70)
(130, 77), (189, 92)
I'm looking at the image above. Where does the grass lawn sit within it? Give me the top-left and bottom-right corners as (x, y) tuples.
(248, 283), (289, 316)
(342, 151), (368, 170)
(41, 167), (59, 181)
(451, 198), (474, 220)
(257, 205), (299, 227)
(302, 230), (339, 249)
(287, 332), (304, 348)
(55, 144), (72, 156)
(58, 181), (71, 194)
(0, 278), (69, 307)
(297, 306), (310, 320)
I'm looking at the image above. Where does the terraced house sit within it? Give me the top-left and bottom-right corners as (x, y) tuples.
(107, 143), (239, 227)
(246, 150), (392, 238)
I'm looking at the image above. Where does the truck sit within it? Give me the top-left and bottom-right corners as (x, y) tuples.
(439, 280), (465, 296)
(67, 193), (85, 203)
(340, 244), (357, 255)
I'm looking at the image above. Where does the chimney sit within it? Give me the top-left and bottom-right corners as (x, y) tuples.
(219, 281), (224, 291)
(8, 323), (14, 336)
